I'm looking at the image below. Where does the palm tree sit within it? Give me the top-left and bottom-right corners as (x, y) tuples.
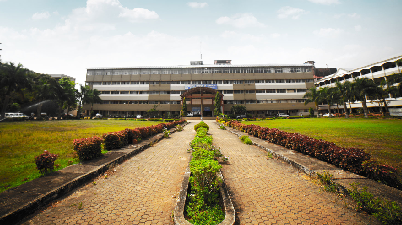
(335, 81), (352, 118)
(0, 62), (31, 119)
(304, 87), (322, 117)
(351, 78), (377, 118)
(83, 88), (102, 116)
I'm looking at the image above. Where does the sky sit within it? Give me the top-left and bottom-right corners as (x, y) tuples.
(0, 0), (401, 86)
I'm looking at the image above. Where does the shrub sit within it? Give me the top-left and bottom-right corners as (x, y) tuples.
(176, 124), (183, 131)
(240, 135), (252, 145)
(163, 127), (170, 138)
(103, 132), (123, 150)
(219, 124), (226, 130)
(73, 136), (103, 161)
(35, 150), (58, 174)
(194, 121), (209, 132)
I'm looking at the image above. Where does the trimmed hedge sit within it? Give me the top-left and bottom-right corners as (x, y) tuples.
(73, 136), (103, 160)
(73, 120), (186, 160)
(225, 120), (401, 189)
(194, 121), (209, 132)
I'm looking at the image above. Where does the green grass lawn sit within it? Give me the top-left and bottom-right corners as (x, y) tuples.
(0, 120), (161, 193)
(243, 118), (402, 176)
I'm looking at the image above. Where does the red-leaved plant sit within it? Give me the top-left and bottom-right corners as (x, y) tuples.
(35, 150), (58, 174)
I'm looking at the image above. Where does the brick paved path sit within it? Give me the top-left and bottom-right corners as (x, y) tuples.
(207, 121), (377, 225)
(22, 124), (195, 225)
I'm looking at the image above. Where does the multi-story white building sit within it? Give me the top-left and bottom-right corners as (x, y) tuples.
(84, 60), (315, 118)
(315, 55), (402, 115)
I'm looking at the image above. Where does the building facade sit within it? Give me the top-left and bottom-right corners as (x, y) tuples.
(315, 55), (402, 115)
(84, 60), (315, 117)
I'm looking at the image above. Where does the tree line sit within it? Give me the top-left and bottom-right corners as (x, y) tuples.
(0, 61), (101, 119)
(304, 73), (402, 118)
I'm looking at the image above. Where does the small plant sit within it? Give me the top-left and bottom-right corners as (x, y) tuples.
(35, 150), (58, 174)
(219, 124), (226, 130)
(176, 124), (183, 132)
(163, 127), (170, 138)
(194, 121), (209, 132)
(267, 152), (273, 159)
(240, 135), (252, 145)
(316, 171), (340, 193)
(349, 183), (402, 224)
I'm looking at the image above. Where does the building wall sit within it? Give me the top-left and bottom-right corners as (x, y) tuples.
(84, 65), (315, 116)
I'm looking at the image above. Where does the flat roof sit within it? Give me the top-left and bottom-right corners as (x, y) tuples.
(87, 63), (313, 70)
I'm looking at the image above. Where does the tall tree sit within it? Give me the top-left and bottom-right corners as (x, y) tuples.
(82, 87), (102, 116)
(303, 87), (322, 118)
(181, 97), (187, 117)
(335, 81), (352, 118)
(231, 105), (246, 117)
(213, 91), (221, 116)
(0, 62), (32, 119)
(351, 78), (378, 118)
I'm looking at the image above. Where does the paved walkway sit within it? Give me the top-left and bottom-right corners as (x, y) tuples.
(21, 123), (195, 225)
(207, 121), (377, 225)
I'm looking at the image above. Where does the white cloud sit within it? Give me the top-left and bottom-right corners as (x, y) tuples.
(308, 0), (340, 5)
(216, 13), (265, 28)
(277, 6), (306, 19)
(355, 25), (361, 31)
(220, 30), (237, 38)
(348, 13), (360, 18)
(333, 13), (344, 19)
(187, 2), (208, 8)
(119, 8), (159, 22)
(313, 28), (344, 37)
(32, 12), (51, 20)
(271, 33), (281, 38)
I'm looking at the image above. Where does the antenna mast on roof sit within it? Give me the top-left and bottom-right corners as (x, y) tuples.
(200, 42), (202, 60)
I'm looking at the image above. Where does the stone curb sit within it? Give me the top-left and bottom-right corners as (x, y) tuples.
(0, 123), (189, 225)
(174, 144), (235, 225)
(219, 122), (402, 205)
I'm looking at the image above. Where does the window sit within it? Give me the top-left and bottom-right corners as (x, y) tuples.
(139, 101), (148, 104)
(102, 101), (109, 104)
(181, 81), (191, 84)
(264, 68), (273, 73)
(287, 89), (296, 93)
(224, 90), (233, 94)
(234, 90), (243, 94)
(93, 82), (101, 85)
(256, 90), (265, 93)
(233, 80), (243, 84)
(170, 91), (181, 94)
(255, 80), (264, 83)
(130, 101), (138, 104)
(132, 70), (140, 74)
(111, 101), (119, 104)
(149, 91), (159, 95)
(111, 91), (119, 94)
(297, 89), (307, 93)
(160, 81), (170, 84)
(162, 69), (169, 74)
(140, 81), (149, 84)
(275, 68), (283, 73)
(121, 81), (130, 85)
(120, 91), (129, 94)
(131, 81), (139, 84)
(276, 79), (285, 83)
(182, 69), (189, 74)
(130, 91), (138, 94)
(160, 101), (170, 104)
(170, 81), (180, 84)
(121, 101), (128, 104)
(283, 68), (291, 73)
(204, 80), (213, 84)
(245, 90), (255, 94)
(246, 100), (256, 104)
(111, 82), (120, 85)
(265, 80), (274, 83)
(101, 91), (110, 94)
(244, 80), (255, 84)
(149, 101), (158, 104)
(266, 89), (275, 93)
(213, 80), (222, 84)
(140, 91), (149, 95)
(193, 80), (202, 84)
(160, 91), (169, 94)
(103, 82), (111, 85)
(151, 69), (159, 74)
(141, 69), (150, 74)
(277, 89), (286, 93)
(172, 69), (180, 74)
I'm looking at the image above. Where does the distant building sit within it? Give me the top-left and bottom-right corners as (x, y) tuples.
(49, 74), (76, 83)
(84, 60), (316, 118)
(315, 55), (402, 114)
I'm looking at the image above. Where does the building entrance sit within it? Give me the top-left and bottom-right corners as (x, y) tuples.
(181, 87), (223, 118)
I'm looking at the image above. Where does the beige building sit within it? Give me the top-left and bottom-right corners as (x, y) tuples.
(84, 60), (315, 117)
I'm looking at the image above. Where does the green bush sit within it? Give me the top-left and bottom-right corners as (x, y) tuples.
(194, 121), (209, 132)
(240, 135), (252, 145)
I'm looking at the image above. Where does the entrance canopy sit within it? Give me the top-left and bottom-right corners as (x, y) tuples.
(181, 87), (224, 117)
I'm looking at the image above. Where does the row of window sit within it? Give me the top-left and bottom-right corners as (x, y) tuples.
(92, 79), (314, 86)
(101, 89), (307, 95)
(224, 99), (306, 104)
(100, 100), (305, 105)
(103, 101), (181, 105)
(88, 67), (312, 76)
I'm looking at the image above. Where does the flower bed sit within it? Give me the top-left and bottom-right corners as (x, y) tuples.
(224, 120), (401, 189)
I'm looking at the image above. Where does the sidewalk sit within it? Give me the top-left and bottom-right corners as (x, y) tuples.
(20, 123), (195, 225)
(206, 121), (378, 225)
